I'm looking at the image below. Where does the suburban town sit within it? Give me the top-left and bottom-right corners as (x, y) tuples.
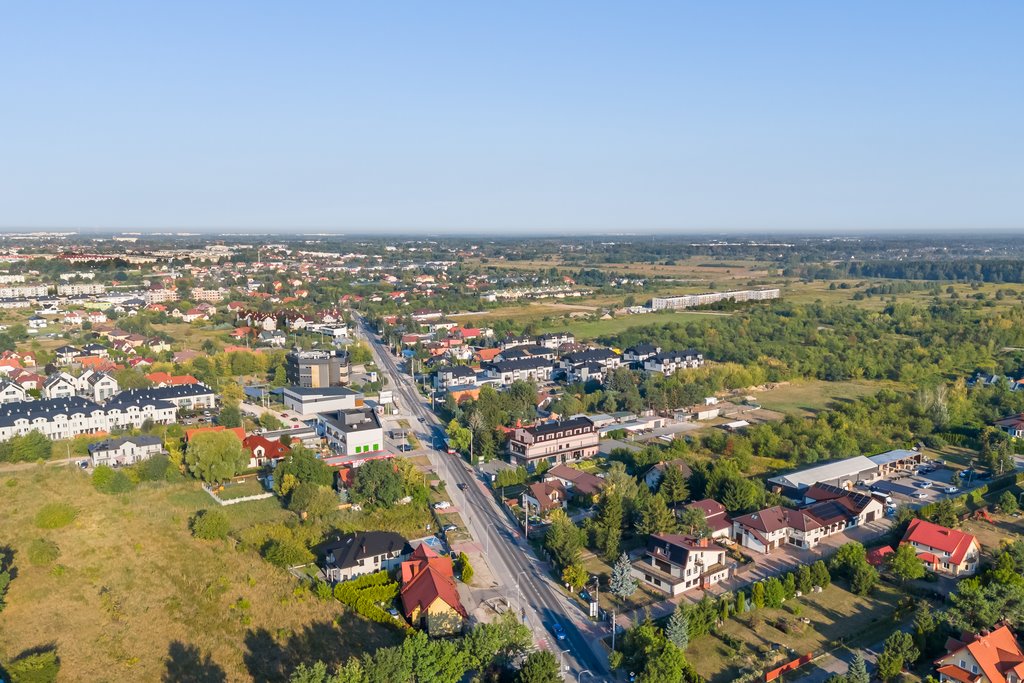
(3, 233), (1024, 683)
(3, 3), (1022, 683)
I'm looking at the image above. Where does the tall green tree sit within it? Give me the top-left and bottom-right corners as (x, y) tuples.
(185, 430), (247, 483)
(592, 492), (624, 560)
(659, 462), (690, 503)
(544, 509), (586, 569)
(609, 552), (638, 599)
(886, 543), (926, 583)
(636, 492), (675, 536)
(516, 650), (561, 683)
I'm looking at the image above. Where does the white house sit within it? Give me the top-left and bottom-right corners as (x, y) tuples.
(88, 435), (164, 467)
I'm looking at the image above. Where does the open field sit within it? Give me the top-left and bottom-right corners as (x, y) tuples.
(687, 583), (905, 683)
(543, 310), (734, 341)
(753, 379), (900, 416)
(0, 467), (400, 682)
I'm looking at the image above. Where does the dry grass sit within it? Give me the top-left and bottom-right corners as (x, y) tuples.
(0, 467), (400, 682)
(754, 379), (899, 417)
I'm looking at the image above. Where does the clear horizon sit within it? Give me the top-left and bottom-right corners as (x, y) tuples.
(3, 2), (1022, 233)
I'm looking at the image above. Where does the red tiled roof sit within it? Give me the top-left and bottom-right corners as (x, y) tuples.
(935, 665), (982, 683)
(399, 546), (467, 621)
(903, 518), (978, 565)
(866, 546), (894, 566)
(940, 625), (1024, 683)
(242, 435), (290, 461)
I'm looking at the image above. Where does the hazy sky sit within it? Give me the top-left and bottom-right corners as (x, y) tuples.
(2, 2), (1022, 233)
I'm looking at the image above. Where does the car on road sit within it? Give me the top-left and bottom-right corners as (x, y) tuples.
(551, 623), (567, 641)
(944, 486), (960, 494)
(917, 481), (933, 489)
(913, 492), (929, 499)
(579, 590), (591, 603)
(457, 482), (468, 491)
(78, 460), (89, 469)
(398, 444), (413, 452)
(433, 501), (452, 510)
(418, 416), (425, 423)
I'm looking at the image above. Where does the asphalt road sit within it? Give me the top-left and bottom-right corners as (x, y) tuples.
(356, 316), (611, 680)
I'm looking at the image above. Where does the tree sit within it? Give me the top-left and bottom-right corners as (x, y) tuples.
(288, 483), (339, 521)
(592, 492), (624, 560)
(636, 492), (674, 536)
(1000, 490), (1020, 514)
(763, 576), (785, 608)
(516, 650), (561, 683)
(0, 545), (13, 612)
(446, 419), (472, 455)
(877, 631), (919, 682)
(931, 499), (959, 528)
(783, 572), (797, 599)
(677, 507), (711, 538)
(562, 563), (588, 592)
(274, 447), (332, 494)
(830, 542), (868, 580)
(751, 581), (765, 609)
(185, 430), (247, 483)
(887, 543), (926, 583)
(850, 562), (879, 596)
(659, 462), (689, 503)
(351, 460), (403, 507)
(6, 648), (60, 683)
(736, 590), (747, 614)
(797, 565), (813, 593)
(91, 464), (135, 494)
(544, 509), (586, 569)
(811, 560), (831, 588)
(218, 404), (242, 428)
(666, 605), (690, 650)
(458, 552), (474, 584)
(609, 552), (638, 599)
(190, 509), (229, 540)
(846, 652), (869, 683)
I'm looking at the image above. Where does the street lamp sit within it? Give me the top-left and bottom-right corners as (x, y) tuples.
(559, 649), (570, 675)
(577, 671), (593, 682)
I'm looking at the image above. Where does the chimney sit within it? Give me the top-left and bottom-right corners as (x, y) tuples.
(699, 537), (708, 548)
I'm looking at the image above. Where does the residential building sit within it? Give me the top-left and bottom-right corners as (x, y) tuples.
(191, 287), (228, 302)
(56, 283), (106, 296)
(112, 384), (217, 411)
(145, 372), (199, 387)
(681, 499), (732, 539)
(537, 332), (575, 349)
(433, 365), (477, 391)
(281, 386), (362, 418)
(523, 480), (567, 516)
(935, 625), (1024, 683)
(318, 407), (383, 456)
(242, 434), (291, 468)
(400, 544), (467, 635)
(0, 397), (108, 442)
(87, 435), (164, 467)
(286, 347), (349, 388)
(544, 464), (605, 505)
(104, 393), (177, 430)
(996, 414), (1024, 439)
(483, 357), (553, 385)
(560, 348), (621, 371)
(42, 372), (78, 399)
(643, 349), (704, 376)
(651, 288), (780, 310)
(631, 533), (730, 597)
(623, 343), (661, 368)
(316, 531), (410, 582)
(0, 380), (28, 405)
(507, 417), (599, 468)
(901, 518), (981, 577)
(642, 459), (693, 491)
(77, 370), (119, 402)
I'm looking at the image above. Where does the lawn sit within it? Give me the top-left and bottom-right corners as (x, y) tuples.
(754, 379), (899, 417)
(687, 583), (905, 683)
(0, 467), (400, 682)
(211, 476), (267, 500)
(541, 310), (734, 342)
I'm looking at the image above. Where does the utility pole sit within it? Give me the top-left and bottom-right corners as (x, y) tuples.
(522, 491), (529, 538)
(611, 609), (617, 651)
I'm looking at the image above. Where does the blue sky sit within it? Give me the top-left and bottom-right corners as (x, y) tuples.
(2, 2), (1022, 233)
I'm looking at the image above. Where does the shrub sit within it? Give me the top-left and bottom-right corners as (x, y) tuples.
(27, 538), (61, 566)
(262, 538), (313, 568)
(190, 509), (230, 540)
(33, 502), (77, 529)
(91, 465), (135, 494)
(458, 552), (474, 584)
(6, 648), (60, 683)
(134, 453), (172, 482)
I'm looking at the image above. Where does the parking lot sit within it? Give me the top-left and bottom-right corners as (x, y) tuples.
(866, 460), (979, 509)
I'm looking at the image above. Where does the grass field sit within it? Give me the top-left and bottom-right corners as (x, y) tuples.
(754, 379), (898, 416)
(541, 310), (734, 341)
(0, 467), (400, 682)
(688, 583), (905, 683)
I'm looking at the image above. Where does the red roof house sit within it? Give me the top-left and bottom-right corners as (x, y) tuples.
(399, 544), (467, 635)
(935, 625), (1024, 683)
(901, 518), (981, 577)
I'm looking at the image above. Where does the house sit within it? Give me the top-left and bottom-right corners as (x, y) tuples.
(82, 343), (109, 358)
(935, 625), (1024, 683)
(77, 370), (119, 402)
(146, 338), (172, 353)
(115, 384), (217, 411)
(631, 533), (730, 597)
(643, 349), (704, 376)
(544, 464), (606, 505)
(483, 357), (553, 385)
(258, 330), (287, 347)
(537, 332), (575, 349)
(9, 370), (43, 393)
(87, 435), (164, 467)
(433, 365), (478, 391)
(643, 459), (693, 491)
(281, 386), (362, 418)
(317, 407), (383, 456)
(866, 545), (894, 567)
(507, 417), (599, 469)
(565, 362), (606, 385)
(996, 414), (1024, 439)
(316, 531), (410, 582)
(731, 507), (795, 554)
(242, 434), (291, 468)
(399, 544), (467, 635)
(559, 348), (621, 371)
(496, 345), (555, 363)
(681, 499), (733, 539)
(0, 397), (108, 442)
(54, 345), (80, 364)
(27, 316), (47, 330)
(42, 372), (78, 399)
(145, 372), (200, 387)
(0, 379), (28, 405)
(523, 480), (567, 516)
(623, 343), (661, 368)
(901, 518), (981, 577)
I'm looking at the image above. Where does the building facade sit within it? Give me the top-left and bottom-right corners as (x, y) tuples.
(507, 417), (598, 468)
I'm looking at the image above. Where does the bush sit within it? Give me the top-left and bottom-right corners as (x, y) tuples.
(190, 509), (230, 540)
(27, 538), (60, 567)
(458, 552), (474, 584)
(33, 503), (77, 529)
(91, 465), (135, 494)
(6, 648), (60, 683)
(134, 453), (172, 482)
(262, 538), (313, 568)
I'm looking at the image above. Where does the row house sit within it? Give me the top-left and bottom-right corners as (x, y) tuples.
(537, 332), (575, 349)
(644, 349), (705, 376)
(622, 343), (661, 368)
(0, 379), (27, 405)
(497, 345), (556, 363)
(632, 533), (730, 597)
(434, 365), (478, 391)
(483, 357), (553, 385)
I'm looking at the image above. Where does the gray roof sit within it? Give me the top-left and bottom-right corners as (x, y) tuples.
(315, 531), (410, 570)
(867, 449), (920, 466)
(0, 397), (103, 427)
(767, 456), (877, 491)
(318, 407), (381, 434)
(88, 435), (163, 453)
(283, 386), (360, 397)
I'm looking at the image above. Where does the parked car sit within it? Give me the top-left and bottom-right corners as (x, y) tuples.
(398, 444), (412, 452)
(433, 501), (452, 510)
(913, 492), (929, 499)
(918, 481), (933, 489)
(442, 524), (457, 533)
(551, 623), (567, 641)
(944, 486), (960, 494)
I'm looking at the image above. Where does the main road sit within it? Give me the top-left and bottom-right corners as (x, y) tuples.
(355, 316), (611, 681)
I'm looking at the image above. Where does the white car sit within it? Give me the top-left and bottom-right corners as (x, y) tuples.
(917, 481), (933, 489)
(433, 501), (452, 510)
(944, 486), (959, 494)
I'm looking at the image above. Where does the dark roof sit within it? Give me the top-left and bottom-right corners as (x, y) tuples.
(650, 349), (702, 362)
(522, 416), (595, 437)
(316, 531), (410, 570)
(485, 357), (551, 373)
(88, 435), (163, 453)
(113, 384), (215, 403)
(437, 365), (476, 378)
(0, 397), (103, 427)
(318, 407), (381, 434)
(562, 348), (618, 364)
(625, 343), (659, 356)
